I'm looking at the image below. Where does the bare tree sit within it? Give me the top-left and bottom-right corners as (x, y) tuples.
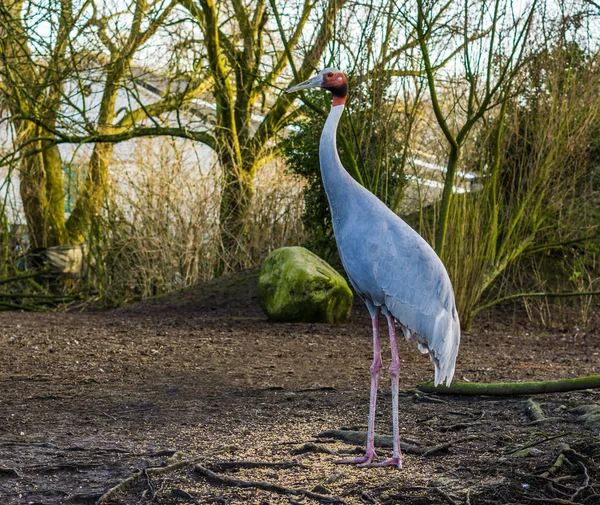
(0, 0), (177, 248)
(173, 0), (354, 272)
(408, 0), (600, 327)
(1, 0), (351, 274)
(413, 0), (536, 254)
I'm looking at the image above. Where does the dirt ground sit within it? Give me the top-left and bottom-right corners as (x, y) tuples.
(1, 270), (599, 505)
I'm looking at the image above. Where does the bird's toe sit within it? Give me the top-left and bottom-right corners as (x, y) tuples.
(334, 452), (376, 466)
(372, 456), (402, 469)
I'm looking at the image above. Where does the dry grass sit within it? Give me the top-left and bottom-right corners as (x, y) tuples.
(84, 139), (305, 306)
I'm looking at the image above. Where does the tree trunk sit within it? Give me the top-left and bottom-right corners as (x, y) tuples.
(66, 66), (121, 243)
(217, 150), (255, 275)
(17, 128), (68, 248)
(435, 145), (460, 255)
(66, 142), (113, 243)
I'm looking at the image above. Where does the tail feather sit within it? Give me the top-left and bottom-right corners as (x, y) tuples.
(431, 307), (460, 387)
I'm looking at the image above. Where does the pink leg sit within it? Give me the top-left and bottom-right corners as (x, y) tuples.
(372, 314), (402, 468)
(336, 312), (382, 466)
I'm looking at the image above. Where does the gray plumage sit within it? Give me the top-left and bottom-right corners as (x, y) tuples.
(320, 100), (460, 387)
(286, 68), (460, 467)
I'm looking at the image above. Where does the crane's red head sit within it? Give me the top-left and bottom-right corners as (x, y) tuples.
(285, 68), (348, 106)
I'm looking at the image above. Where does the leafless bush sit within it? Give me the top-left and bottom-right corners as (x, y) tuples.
(85, 139), (304, 306)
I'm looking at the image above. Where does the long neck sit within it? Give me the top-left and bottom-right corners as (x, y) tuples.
(319, 105), (354, 218)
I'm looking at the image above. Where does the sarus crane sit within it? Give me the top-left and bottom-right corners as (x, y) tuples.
(286, 69), (460, 468)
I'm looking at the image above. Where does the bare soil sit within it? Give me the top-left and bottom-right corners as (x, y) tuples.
(1, 269), (599, 505)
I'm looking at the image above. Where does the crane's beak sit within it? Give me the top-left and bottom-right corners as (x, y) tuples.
(285, 74), (323, 93)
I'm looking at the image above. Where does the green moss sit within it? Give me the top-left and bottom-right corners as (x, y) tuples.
(418, 375), (600, 396)
(258, 247), (352, 324)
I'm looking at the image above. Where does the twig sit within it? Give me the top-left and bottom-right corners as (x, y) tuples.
(523, 498), (580, 504)
(144, 468), (156, 501)
(0, 268), (51, 285)
(194, 464), (344, 504)
(448, 410), (484, 418)
(570, 461), (591, 502)
(413, 392), (447, 404)
(504, 433), (571, 456)
(472, 290), (600, 318)
(0, 292), (76, 301)
(0, 301), (44, 311)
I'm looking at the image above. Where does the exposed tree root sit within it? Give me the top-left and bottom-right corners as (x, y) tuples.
(209, 459), (302, 470)
(438, 421), (483, 432)
(570, 461), (591, 502)
(65, 491), (104, 503)
(359, 490), (377, 504)
(582, 495), (600, 504)
(0, 441), (59, 449)
(318, 429), (416, 452)
(521, 442), (597, 505)
(524, 498), (579, 504)
(95, 457), (195, 504)
(25, 462), (100, 473)
(422, 435), (479, 456)
(171, 488), (194, 501)
(541, 444), (571, 479)
(147, 459), (199, 476)
(432, 487), (458, 505)
(413, 392), (447, 404)
(194, 463), (344, 504)
(526, 398), (546, 422)
(0, 465), (21, 478)
(317, 429), (478, 456)
(142, 468), (158, 501)
(418, 376), (600, 395)
(96, 470), (142, 504)
(290, 443), (335, 455)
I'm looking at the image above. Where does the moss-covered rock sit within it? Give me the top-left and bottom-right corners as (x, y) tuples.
(258, 247), (352, 324)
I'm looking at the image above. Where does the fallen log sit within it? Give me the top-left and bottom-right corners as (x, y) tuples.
(418, 376), (600, 396)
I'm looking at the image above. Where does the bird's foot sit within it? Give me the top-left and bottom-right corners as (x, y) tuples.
(334, 451), (376, 467)
(372, 456), (402, 469)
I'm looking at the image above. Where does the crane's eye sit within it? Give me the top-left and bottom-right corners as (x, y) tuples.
(326, 72), (334, 78)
